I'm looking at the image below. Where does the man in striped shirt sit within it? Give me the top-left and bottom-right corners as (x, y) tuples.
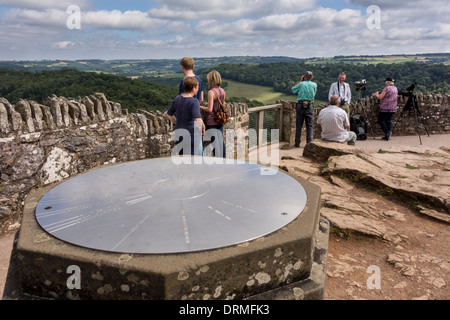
(317, 95), (357, 146)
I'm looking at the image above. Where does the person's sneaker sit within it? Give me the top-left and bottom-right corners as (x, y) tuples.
(295, 144), (300, 148)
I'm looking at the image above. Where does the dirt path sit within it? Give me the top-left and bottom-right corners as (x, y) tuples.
(284, 134), (450, 300)
(325, 187), (449, 300)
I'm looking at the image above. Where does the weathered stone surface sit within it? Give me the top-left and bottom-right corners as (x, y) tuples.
(417, 206), (450, 224)
(321, 207), (393, 239)
(281, 140), (450, 240)
(15, 99), (35, 133)
(44, 96), (63, 127)
(28, 101), (44, 131)
(0, 102), (10, 134)
(0, 98), (22, 132)
(323, 147), (450, 213)
(303, 140), (365, 162)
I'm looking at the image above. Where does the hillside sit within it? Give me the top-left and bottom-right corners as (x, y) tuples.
(0, 68), (178, 113)
(1, 54), (449, 110)
(203, 61), (450, 102)
(0, 56), (302, 75)
(0, 54), (448, 75)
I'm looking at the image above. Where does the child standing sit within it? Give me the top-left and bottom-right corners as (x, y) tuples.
(179, 57), (204, 104)
(165, 76), (205, 156)
(200, 70), (226, 158)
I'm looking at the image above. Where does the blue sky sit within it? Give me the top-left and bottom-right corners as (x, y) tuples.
(0, 0), (448, 60)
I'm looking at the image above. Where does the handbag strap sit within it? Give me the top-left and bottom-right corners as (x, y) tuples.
(212, 88), (225, 107)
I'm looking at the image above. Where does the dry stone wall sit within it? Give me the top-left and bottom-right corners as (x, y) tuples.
(352, 92), (450, 137)
(0, 93), (248, 231)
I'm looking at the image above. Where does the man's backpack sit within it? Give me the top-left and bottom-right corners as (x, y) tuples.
(350, 115), (367, 140)
(212, 90), (230, 125)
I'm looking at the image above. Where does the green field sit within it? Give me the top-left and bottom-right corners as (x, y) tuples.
(306, 55), (450, 65)
(223, 79), (297, 105)
(223, 79), (329, 105)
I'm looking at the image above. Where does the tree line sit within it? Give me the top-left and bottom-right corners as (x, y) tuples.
(0, 68), (178, 113)
(202, 61), (450, 102)
(1, 60), (448, 115)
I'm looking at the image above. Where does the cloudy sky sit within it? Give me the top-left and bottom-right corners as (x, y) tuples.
(0, 0), (448, 60)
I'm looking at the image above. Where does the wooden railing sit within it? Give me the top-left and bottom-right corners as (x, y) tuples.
(247, 103), (284, 147)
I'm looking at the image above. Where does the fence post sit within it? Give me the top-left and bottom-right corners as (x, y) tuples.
(256, 110), (265, 146)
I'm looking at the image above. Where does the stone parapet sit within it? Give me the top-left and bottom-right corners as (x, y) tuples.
(0, 94), (250, 231)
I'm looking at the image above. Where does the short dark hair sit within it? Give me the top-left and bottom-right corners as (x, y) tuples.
(183, 76), (198, 92)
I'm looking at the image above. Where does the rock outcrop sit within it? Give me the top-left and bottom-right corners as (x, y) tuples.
(282, 140), (450, 241)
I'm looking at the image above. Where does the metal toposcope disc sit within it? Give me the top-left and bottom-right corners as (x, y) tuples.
(35, 157), (308, 254)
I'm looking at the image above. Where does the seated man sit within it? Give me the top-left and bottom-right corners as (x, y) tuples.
(317, 95), (357, 146)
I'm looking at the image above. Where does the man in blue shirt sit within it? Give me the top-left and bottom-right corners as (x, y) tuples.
(292, 71), (317, 147)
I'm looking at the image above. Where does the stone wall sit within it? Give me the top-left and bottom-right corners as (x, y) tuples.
(351, 92), (450, 137)
(0, 94), (248, 231)
(280, 92), (450, 142)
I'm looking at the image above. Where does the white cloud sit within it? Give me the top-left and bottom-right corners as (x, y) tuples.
(82, 10), (166, 30)
(0, 0), (91, 10)
(149, 0), (317, 20)
(1, 7), (167, 31)
(194, 8), (363, 40)
(51, 41), (75, 49)
(3, 8), (67, 27)
(0, 0), (448, 60)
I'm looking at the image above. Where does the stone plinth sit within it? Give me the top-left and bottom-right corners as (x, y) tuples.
(11, 170), (327, 300)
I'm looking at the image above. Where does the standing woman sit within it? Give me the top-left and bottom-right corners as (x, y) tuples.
(373, 77), (398, 141)
(200, 70), (226, 157)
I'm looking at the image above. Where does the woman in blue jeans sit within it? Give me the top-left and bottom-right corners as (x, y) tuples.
(373, 77), (398, 141)
(200, 70), (226, 158)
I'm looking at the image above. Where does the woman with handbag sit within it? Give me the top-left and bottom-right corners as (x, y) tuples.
(372, 77), (398, 141)
(200, 70), (227, 158)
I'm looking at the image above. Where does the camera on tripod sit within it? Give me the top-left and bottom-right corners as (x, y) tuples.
(392, 80), (430, 145)
(399, 81), (420, 114)
(355, 79), (367, 92)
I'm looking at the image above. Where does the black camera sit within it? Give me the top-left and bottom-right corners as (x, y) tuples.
(405, 81), (417, 92)
(399, 81), (420, 115)
(355, 79), (367, 92)
(399, 81), (417, 97)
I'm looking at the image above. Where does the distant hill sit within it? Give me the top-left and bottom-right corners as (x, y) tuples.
(200, 60), (450, 102)
(0, 54), (448, 76)
(0, 56), (302, 75)
(1, 54), (448, 111)
(0, 68), (178, 112)
(305, 53), (450, 65)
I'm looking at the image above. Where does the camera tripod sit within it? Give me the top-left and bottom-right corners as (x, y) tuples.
(354, 90), (376, 139)
(392, 91), (430, 145)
